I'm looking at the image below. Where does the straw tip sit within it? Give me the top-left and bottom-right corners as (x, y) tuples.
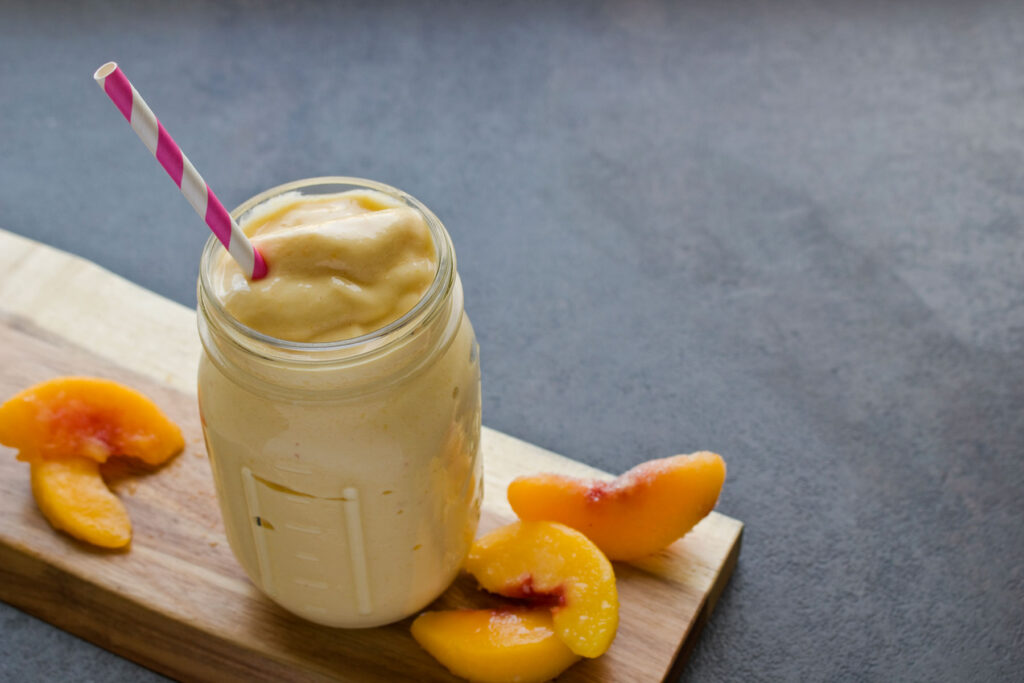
(94, 62), (118, 82)
(251, 249), (269, 280)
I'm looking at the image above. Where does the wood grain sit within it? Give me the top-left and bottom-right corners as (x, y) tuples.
(0, 229), (742, 682)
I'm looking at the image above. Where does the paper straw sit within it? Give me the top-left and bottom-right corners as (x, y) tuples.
(93, 62), (268, 280)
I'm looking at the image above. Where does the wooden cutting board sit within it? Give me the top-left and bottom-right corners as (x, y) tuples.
(0, 229), (742, 682)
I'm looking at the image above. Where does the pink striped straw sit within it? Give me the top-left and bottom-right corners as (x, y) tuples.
(93, 62), (268, 280)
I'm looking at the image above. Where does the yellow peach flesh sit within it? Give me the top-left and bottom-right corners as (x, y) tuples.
(30, 455), (131, 549)
(411, 608), (580, 683)
(508, 451), (726, 561)
(0, 376), (183, 465)
(465, 520), (618, 659)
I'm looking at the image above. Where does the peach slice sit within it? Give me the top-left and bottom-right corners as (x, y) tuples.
(464, 521), (618, 658)
(411, 609), (580, 683)
(0, 376), (183, 465)
(30, 455), (132, 549)
(508, 451), (726, 561)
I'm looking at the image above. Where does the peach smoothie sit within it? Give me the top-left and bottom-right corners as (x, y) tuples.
(196, 179), (481, 628)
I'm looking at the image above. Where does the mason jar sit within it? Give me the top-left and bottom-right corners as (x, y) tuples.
(196, 178), (482, 628)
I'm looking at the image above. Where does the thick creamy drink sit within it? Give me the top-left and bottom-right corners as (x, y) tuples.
(213, 189), (438, 342)
(197, 178), (482, 628)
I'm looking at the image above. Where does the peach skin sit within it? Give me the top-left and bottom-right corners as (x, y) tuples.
(464, 521), (618, 659)
(411, 608), (580, 683)
(507, 451), (726, 561)
(31, 455), (132, 549)
(0, 376), (183, 466)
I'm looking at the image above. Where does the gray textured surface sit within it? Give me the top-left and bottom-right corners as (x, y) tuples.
(2, 0), (1023, 681)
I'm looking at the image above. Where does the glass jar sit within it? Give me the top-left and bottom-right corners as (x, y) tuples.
(196, 178), (482, 628)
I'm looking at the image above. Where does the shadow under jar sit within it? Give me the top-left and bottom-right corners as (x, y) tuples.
(196, 178), (482, 628)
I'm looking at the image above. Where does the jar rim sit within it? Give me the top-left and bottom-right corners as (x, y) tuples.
(197, 176), (456, 361)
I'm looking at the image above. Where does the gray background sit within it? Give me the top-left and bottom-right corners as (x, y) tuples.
(2, 0), (1023, 680)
